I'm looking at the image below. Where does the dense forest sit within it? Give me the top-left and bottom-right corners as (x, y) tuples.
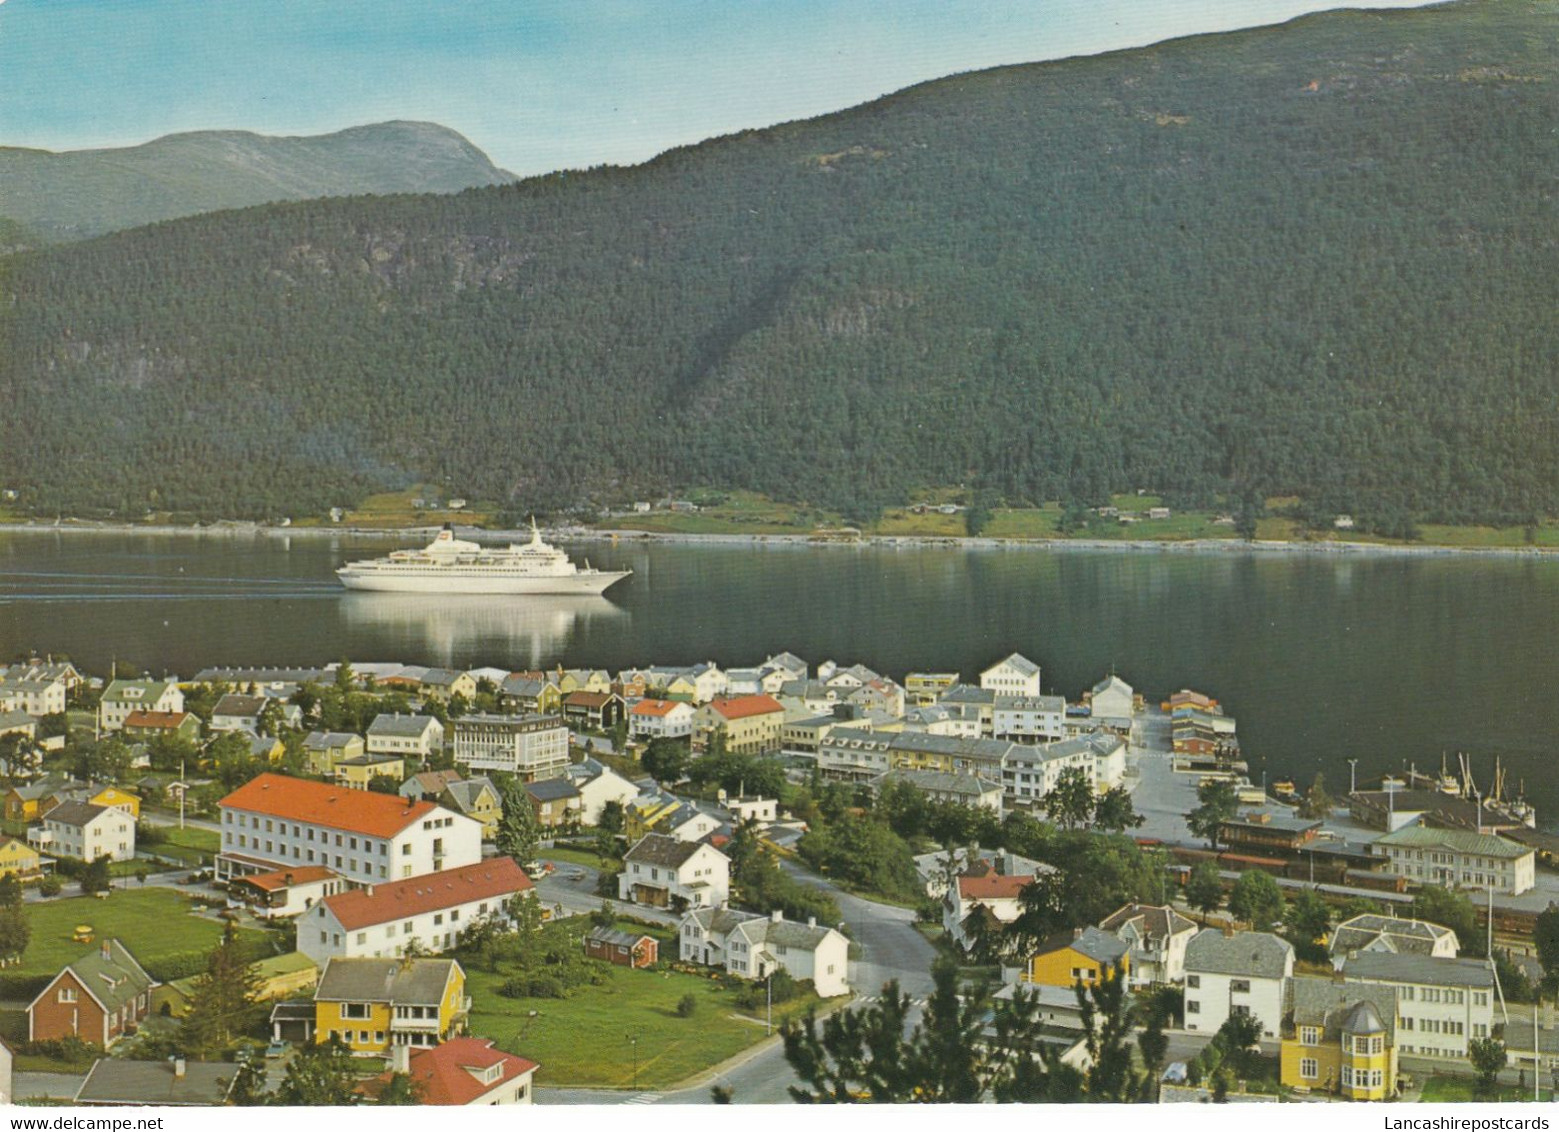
(0, 0), (1555, 527)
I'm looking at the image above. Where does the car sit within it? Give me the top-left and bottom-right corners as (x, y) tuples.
(265, 1040), (291, 1059)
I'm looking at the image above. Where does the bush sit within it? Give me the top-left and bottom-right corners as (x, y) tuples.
(136, 822), (167, 847)
(37, 876), (62, 897)
(0, 972), (49, 1000)
(498, 974), (567, 999)
(676, 993), (698, 1018)
(733, 970), (804, 1009)
(21, 1035), (97, 1064)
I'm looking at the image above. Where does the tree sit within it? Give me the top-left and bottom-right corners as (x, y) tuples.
(1295, 773), (1335, 820)
(641, 737), (689, 784)
(494, 776), (541, 865)
(1282, 888), (1332, 964)
(1227, 870), (1285, 931)
(1186, 780), (1239, 849)
(377, 1073), (424, 1105)
(0, 902), (32, 965)
(597, 799), (625, 834)
(1534, 902), (1559, 993)
(1044, 767), (1095, 831)
(0, 874), (21, 908)
(79, 855), (111, 895)
(180, 920), (262, 1057)
(1091, 786), (1143, 833)
(1468, 1036), (1507, 1096)
(272, 1035), (361, 1105)
(1185, 862), (1224, 922)
(1412, 886), (1484, 957)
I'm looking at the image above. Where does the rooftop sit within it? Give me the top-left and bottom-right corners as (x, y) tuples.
(314, 957), (463, 1006)
(320, 857), (533, 931)
(1375, 823), (1531, 860)
(220, 773), (438, 838)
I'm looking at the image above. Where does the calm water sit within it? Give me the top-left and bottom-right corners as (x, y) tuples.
(0, 530), (1553, 822)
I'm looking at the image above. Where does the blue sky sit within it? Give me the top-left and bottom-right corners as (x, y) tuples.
(0, 0), (1442, 175)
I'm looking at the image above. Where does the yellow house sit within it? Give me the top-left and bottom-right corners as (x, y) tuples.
(333, 753), (406, 790)
(661, 675), (699, 703)
(1022, 927), (1131, 989)
(89, 787), (141, 819)
(1280, 978), (1398, 1100)
(313, 957), (468, 1056)
(0, 836), (42, 880)
(624, 794), (682, 843)
(695, 695), (785, 755)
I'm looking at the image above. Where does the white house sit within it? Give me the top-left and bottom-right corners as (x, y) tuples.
(1341, 953), (1495, 1060)
(979, 653), (1042, 697)
(366, 714), (445, 761)
(684, 662), (727, 703)
(566, 759), (640, 826)
(618, 834), (729, 910)
(216, 773), (483, 885)
(679, 907), (850, 998)
(943, 870), (1039, 953)
(451, 714), (569, 782)
(1329, 914), (1460, 960)
(992, 695), (1066, 743)
(98, 680), (184, 733)
(298, 856), (534, 965)
(628, 699), (696, 741)
(815, 726), (893, 783)
(1098, 903), (1198, 986)
(1089, 676), (1135, 728)
(230, 865), (347, 921)
(36, 801), (136, 862)
(1183, 929), (1294, 1039)
(1372, 824), (1535, 895)
(0, 673), (66, 717)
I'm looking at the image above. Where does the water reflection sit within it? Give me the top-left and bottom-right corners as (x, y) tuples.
(338, 594), (628, 668)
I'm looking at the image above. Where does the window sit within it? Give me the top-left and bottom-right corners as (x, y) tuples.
(1371, 1036), (1383, 1054)
(356, 932), (367, 944)
(1229, 979), (1250, 993)
(58, 987), (77, 1003)
(1341, 1066), (1354, 1088)
(434, 914), (443, 925)
(341, 1003), (370, 1020)
(1300, 1026), (1320, 1046)
(1300, 1057), (1318, 1080)
(404, 921), (414, 934)
(1186, 975), (1200, 989)
(1185, 1000), (1200, 1014)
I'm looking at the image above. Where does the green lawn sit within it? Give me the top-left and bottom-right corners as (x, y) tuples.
(18, 888), (267, 982)
(142, 824), (219, 866)
(1419, 1076), (1553, 1103)
(465, 962), (821, 1088)
(539, 846), (618, 872)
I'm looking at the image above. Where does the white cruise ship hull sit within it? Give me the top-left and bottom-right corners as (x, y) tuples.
(337, 568), (631, 595)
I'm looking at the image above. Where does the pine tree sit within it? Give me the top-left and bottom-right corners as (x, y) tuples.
(495, 775), (542, 865)
(180, 920), (261, 1057)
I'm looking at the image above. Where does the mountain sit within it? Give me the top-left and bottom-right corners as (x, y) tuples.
(0, 121), (519, 242)
(0, 0), (1554, 529)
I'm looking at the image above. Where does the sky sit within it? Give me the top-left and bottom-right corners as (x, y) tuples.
(0, 0), (1444, 176)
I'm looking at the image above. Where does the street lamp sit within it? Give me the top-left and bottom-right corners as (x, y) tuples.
(766, 970), (773, 1036)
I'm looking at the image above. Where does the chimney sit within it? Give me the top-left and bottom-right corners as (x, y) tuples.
(1221, 925), (1234, 939)
(771, 909), (783, 923)
(1073, 927), (1083, 940)
(101, 942), (112, 962)
(390, 1043), (411, 1074)
(173, 1058), (187, 1079)
(807, 917), (816, 929)
(363, 885), (374, 898)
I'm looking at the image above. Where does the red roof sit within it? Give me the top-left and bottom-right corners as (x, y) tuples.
(320, 857), (534, 930)
(708, 694), (784, 721)
(631, 698), (685, 718)
(219, 773), (437, 838)
(123, 710), (191, 730)
(958, 873), (1033, 901)
(235, 865), (337, 893)
(376, 1038), (538, 1105)
(563, 691), (613, 708)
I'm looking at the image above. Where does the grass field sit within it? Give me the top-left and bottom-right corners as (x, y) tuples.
(18, 888), (268, 981)
(339, 486), (499, 529)
(465, 962), (820, 1088)
(142, 825), (220, 866)
(1419, 1076), (1553, 1102)
(539, 846), (618, 871)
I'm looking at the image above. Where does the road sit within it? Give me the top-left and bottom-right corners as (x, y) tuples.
(538, 858), (938, 1105)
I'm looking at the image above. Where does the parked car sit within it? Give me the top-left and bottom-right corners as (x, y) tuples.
(265, 1040), (291, 1059)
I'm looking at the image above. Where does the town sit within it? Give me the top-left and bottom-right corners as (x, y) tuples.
(0, 649), (1552, 1106)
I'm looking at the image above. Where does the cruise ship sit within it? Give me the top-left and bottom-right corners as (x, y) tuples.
(336, 522), (631, 595)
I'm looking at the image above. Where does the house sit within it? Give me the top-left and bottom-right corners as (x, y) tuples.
(1166, 689), (1220, 714)
(679, 907), (850, 997)
(562, 690), (625, 731)
(585, 927), (658, 968)
(1088, 676), (1135, 728)
(0, 836), (42, 881)
(335, 753), (406, 790)
(695, 695), (786, 755)
(815, 726), (892, 782)
(1341, 953), (1495, 1060)
(624, 792), (719, 844)
(229, 865), (347, 920)
(871, 768), (1003, 814)
(37, 800), (135, 862)
(98, 680), (184, 733)
(722, 795), (778, 825)
(121, 709), (200, 743)
(566, 759), (640, 826)
(74, 1058), (238, 1107)
(209, 693), (268, 733)
(1000, 731), (1123, 805)
(943, 869), (1037, 954)
(1220, 812), (1322, 856)
(935, 684), (997, 736)
(300, 856), (533, 965)
(557, 668), (612, 696)
(244, 732), (286, 764)
(619, 833), (729, 910)
(979, 653), (1042, 697)
(1183, 929), (1295, 1039)
(1281, 978), (1399, 1101)
(1328, 914), (1460, 960)
(86, 786), (139, 819)
(524, 778), (580, 830)
(905, 672), (960, 705)
(683, 661), (727, 703)
(914, 848), (1046, 899)
(303, 731), (366, 776)
(441, 777), (502, 839)
(1371, 824), (1535, 895)
(400, 769), (465, 803)
(3, 774), (84, 823)
(28, 940), (155, 1046)
(216, 772), (483, 885)
(451, 713), (569, 781)
(367, 713), (445, 761)
(1019, 927), (1130, 989)
(781, 714), (844, 753)
(313, 957), (468, 1055)
(420, 669), (477, 705)
(992, 695), (1067, 744)
(628, 698), (696, 741)
(0, 711), (37, 744)
(1098, 904), (1198, 986)
(498, 676), (562, 716)
(0, 667), (68, 716)
(371, 1037), (537, 1105)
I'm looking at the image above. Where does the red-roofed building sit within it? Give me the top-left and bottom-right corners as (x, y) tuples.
(230, 865), (346, 920)
(942, 861), (1054, 955)
(628, 698), (695, 740)
(217, 773), (483, 886)
(121, 710), (199, 742)
(372, 1038), (537, 1105)
(694, 695), (785, 755)
(561, 690), (625, 730)
(298, 857), (534, 965)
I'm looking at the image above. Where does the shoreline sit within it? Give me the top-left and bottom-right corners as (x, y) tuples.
(3, 517), (1559, 560)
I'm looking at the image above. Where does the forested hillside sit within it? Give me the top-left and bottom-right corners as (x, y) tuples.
(1, 0), (1555, 527)
(0, 122), (517, 243)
